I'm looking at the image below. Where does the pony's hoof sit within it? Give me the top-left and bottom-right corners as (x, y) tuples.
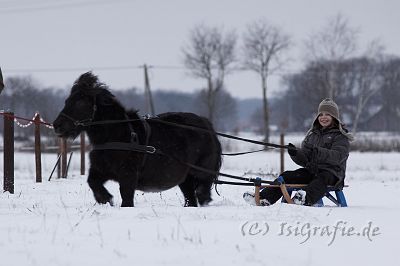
(121, 201), (134, 207)
(199, 199), (212, 207)
(198, 196), (212, 206)
(184, 199), (198, 207)
(94, 193), (114, 206)
(108, 198), (114, 207)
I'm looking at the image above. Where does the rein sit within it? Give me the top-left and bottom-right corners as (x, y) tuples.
(72, 117), (289, 150)
(153, 149), (275, 185)
(59, 105), (282, 186)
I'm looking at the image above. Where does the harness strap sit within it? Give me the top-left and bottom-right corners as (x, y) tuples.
(79, 117), (289, 150)
(152, 119), (289, 149)
(91, 141), (274, 186)
(124, 113), (137, 143)
(139, 116), (152, 170)
(214, 180), (256, 186)
(92, 142), (156, 154)
(222, 148), (266, 156)
(155, 149), (275, 185)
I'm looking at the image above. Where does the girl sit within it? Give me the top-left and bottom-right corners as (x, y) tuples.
(244, 98), (354, 206)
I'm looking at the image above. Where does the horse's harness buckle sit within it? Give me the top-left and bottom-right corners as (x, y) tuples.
(146, 146), (156, 154)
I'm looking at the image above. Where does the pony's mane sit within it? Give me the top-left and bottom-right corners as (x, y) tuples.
(71, 72), (107, 95)
(126, 109), (140, 119)
(71, 72), (140, 119)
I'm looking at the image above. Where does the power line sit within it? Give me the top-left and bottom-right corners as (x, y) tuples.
(0, 0), (56, 7)
(2, 64), (306, 77)
(3, 65), (143, 73)
(2, 65), (190, 74)
(0, 0), (131, 14)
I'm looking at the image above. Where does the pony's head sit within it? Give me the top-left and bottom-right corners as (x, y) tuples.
(53, 72), (114, 139)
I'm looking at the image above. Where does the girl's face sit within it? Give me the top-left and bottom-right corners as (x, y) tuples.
(318, 112), (333, 128)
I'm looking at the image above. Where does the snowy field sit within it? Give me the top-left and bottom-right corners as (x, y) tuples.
(1, 135), (399, 266)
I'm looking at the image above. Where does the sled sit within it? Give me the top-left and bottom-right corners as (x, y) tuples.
(254, 176), (348, 207)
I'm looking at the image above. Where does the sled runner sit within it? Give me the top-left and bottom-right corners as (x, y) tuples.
(254, 176), (348, 207)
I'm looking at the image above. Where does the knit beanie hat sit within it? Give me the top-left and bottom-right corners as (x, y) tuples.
(308, 98), (354, 141)
(318, 98), (339, 121)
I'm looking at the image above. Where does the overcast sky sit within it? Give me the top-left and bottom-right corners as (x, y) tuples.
(1, 0), (399, 99)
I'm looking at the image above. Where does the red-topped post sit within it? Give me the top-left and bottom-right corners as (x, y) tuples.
(34, 113), (42, 182)
(3, 112), (14, 193)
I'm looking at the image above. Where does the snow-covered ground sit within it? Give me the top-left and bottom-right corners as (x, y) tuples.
(1, 137), (399, 266)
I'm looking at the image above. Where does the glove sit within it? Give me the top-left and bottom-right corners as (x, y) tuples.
(307, 161), (319, 175)
(302, 141), (317, 158)
(303, 141), (314, 151)
(287, 143), (297, 156)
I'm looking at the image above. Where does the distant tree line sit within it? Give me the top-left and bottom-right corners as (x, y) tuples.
(0, 56), (399, 142)
(0, 77), (239, 140)
(279, 55), (400, 133)
(182, 13), (400, 136)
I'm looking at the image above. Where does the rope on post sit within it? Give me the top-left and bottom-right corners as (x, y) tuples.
(1, 111), (50, 187)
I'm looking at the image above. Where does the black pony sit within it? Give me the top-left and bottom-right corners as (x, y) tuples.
(53, 72), (222, 207)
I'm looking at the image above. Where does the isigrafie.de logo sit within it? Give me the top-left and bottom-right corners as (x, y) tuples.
(241, 220), (381, 245)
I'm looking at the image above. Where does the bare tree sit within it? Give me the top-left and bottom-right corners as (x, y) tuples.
(304, 13), (359, 99)
(3, 76), (37, 114)
(282, 58), (357, 131)
(195, 88), (237, 131)
(0, 75), (64, 138)
(348, 42), (385, 134)
(282, 63), (332, 130)
(182, 24), (236, 124)
(242, 19), (290, 142)
(372, 56), (400, 131)
(345, 58), (382, 133)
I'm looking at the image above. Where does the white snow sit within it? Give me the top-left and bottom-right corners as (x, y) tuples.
(1, 138), (399, 266)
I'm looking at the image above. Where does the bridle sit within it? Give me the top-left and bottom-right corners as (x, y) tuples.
(58, 91), (155, 155)
(60, 94), (98, 127)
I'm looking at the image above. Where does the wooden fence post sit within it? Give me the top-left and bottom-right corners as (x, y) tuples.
(34, 113), (42, 183)
(3, 112), (14, 193)
(57, 150), (61, 179)
(280, 133), (285, 174)
(57, 139), (61, 179)
(60, 138), (67, 178)
(80, 132), (85, 175)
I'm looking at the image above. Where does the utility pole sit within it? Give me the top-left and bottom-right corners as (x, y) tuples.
(143, 64), (155, 116)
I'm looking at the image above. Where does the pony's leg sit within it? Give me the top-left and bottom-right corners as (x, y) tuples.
(87, 168), (113, 206)
(178, 174), (198, 207)
(195, 179), (213, 206)
(119, 174), (136, 207)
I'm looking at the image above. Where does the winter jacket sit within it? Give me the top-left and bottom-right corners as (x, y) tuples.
(289, 126), (350, 184)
